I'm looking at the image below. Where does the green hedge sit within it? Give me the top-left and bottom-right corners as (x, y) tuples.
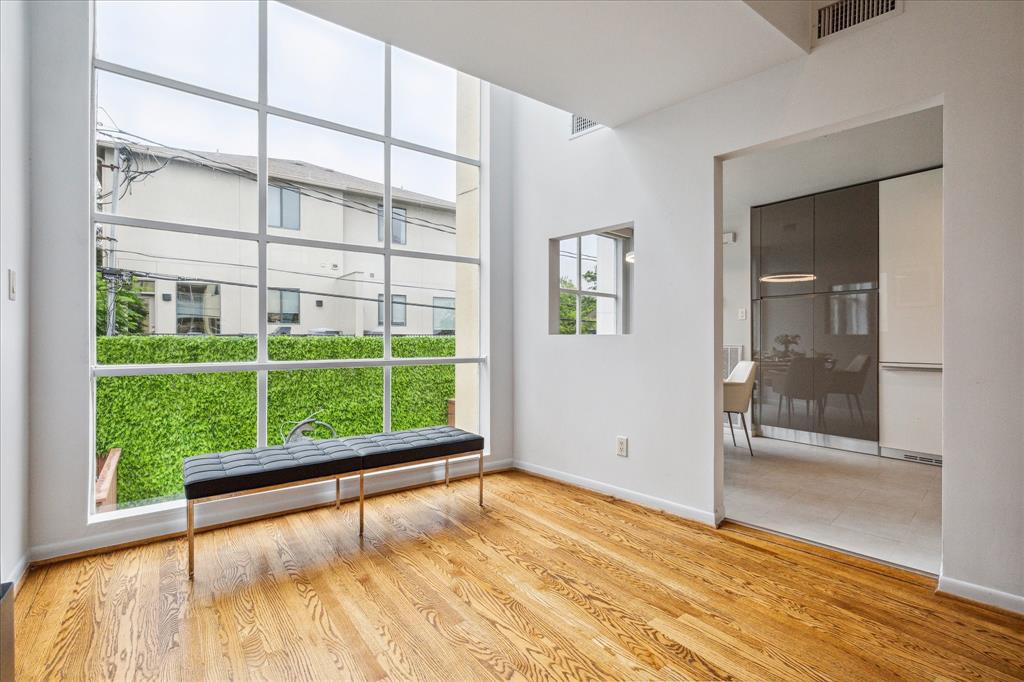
(96, 335), (456, 506)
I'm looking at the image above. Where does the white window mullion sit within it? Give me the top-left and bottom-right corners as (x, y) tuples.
(256, 0), (269, 447)
(576, 236), (582, 334)
(383, 43), (393, 432)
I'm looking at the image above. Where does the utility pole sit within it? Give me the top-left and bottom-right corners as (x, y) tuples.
(106, 144), (120, 337)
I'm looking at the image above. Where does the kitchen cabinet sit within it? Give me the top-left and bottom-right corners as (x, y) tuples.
(758, 197), (814, 297)
(814, 183), (879, 293)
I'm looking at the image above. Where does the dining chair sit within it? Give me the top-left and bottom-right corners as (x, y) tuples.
(724, 360), (757, 456)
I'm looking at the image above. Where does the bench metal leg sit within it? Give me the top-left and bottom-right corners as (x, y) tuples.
(478, 451), (484, 507)
(445, 458), (450, 486)
(335, 477), (340, 509)
(187, 499), (195, 580)
(359, 471), (365, 537)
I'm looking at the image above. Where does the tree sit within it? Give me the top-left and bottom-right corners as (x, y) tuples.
(559, 276), (597, 334)
(96, 272), (148, 336)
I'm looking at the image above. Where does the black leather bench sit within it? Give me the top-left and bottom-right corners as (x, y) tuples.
(182, 426), (485, 578)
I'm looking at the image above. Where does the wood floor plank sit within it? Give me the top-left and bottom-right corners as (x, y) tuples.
(14, 471), (1024, 681)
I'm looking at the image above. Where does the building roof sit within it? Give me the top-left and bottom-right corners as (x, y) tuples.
(97, 139), (455, 211)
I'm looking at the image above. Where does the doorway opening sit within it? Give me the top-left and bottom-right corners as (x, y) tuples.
(719, 106), (943, 573)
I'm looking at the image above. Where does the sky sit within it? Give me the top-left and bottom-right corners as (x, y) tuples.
(94, 0), (472, 202)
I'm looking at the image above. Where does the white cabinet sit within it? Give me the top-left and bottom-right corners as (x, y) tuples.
(879, 169), (943, 365)
(879, 367), (942, 457)
(879, 169), (943, 459)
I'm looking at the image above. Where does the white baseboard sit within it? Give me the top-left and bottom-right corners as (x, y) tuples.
(937, 575), (1024, 614)
(3, 552), (29, 589)
(512, 461), (717, 527)
(30, 455), (513, 564)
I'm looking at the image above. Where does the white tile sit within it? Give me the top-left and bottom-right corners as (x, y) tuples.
(725, 436), (941, 573)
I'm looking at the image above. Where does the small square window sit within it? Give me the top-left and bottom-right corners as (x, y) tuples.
(549, 224), (633, 335)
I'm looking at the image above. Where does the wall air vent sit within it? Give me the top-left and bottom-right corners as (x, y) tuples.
(814, 0), (902, 43)
(570, 114), (601, 138)
(723, 345), (743, 380)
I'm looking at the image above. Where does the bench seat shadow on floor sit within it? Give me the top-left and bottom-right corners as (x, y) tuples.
(14, 471), (1024, 681)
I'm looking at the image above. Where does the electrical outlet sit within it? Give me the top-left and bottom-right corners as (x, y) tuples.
(616, 436), (629, 457)
(737, 307), (747, 321)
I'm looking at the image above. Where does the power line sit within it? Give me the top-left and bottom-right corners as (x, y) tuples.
(95, 128), (460, 235)
(100, 264), (456, 310)
(105, 247), (456, 294)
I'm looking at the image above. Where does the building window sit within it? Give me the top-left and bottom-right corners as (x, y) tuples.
(269, 185), (300, 230)
(550, 225), (634, 335)
(91, 1), (482, 512)
(135, 278), (155, 334)
(378, 293), (407, 326)
(378, 204), (407, 244)
(176, 282), (221, 335)
(268, 288), (300, 324)
(433, 297), (455, 334)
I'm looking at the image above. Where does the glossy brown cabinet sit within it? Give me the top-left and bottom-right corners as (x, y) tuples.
(814, 183), (879, 293)
(757, 295), (816, 433)
(812, 291), (879, 441)
(751, 182), (880, 446)
(758, 197), (814, 297)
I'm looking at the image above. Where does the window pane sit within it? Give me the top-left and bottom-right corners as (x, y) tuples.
(95, 372), (256, 511)
(95, 1), (258, 100)
(391, 147), (478, 257)
(392, 364), (478, 433)
(581, 234), (617, 293)
(268, 368), (383, 446)
(268, 1), (384, 133)
(391, 258), (478, 358)
(580, 295), (597, 335)
(269, 185), (282, 227)
(268, 115), (385, 245)
(433, 296), (455, 334)
(95, 72), (257, 232)
(392, 295), (408, 326)
(267, 244), (384, 359)
(281, 187), (301, 230)
(391, 48), (479, 158)
(559, 293), (578, 335)
(95, 225), (258, 363)
(595, 296), (617, 335)
(176, 282), (221, 334)
(559, 238), (578, 289)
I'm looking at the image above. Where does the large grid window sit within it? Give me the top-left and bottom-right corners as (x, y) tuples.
(91, 0), (483, 513)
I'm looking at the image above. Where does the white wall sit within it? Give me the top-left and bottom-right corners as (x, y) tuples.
(0, 0), (32, 584)
(26, 0), (515, 562)
(510, 0), (1023, 610)
(721, 216), (751, 359)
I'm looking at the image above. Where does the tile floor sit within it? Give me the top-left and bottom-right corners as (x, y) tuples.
(724, 434), (941, 573)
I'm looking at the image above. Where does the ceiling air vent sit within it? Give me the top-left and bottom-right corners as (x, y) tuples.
(570, 114), (601, 138)
(814, 0), (902, 43)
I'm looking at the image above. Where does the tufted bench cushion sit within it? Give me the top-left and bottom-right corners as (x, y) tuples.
(183, 426), (484, 500)
(346, 426), (485, 470)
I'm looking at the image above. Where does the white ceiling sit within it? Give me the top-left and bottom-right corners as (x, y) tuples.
(283, 1), (807, 127)
(723, 106), (944, 232)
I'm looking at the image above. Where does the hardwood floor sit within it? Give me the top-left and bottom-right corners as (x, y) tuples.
(15, 471), (1024, 681)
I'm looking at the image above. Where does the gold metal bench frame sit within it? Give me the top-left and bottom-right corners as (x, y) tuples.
(187, 450), (484, 579)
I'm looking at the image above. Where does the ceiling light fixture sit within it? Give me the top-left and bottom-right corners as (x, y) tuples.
(759, 273), (816, 283)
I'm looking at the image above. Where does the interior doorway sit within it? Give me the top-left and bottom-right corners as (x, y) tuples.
(719, 106), (943, 573)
